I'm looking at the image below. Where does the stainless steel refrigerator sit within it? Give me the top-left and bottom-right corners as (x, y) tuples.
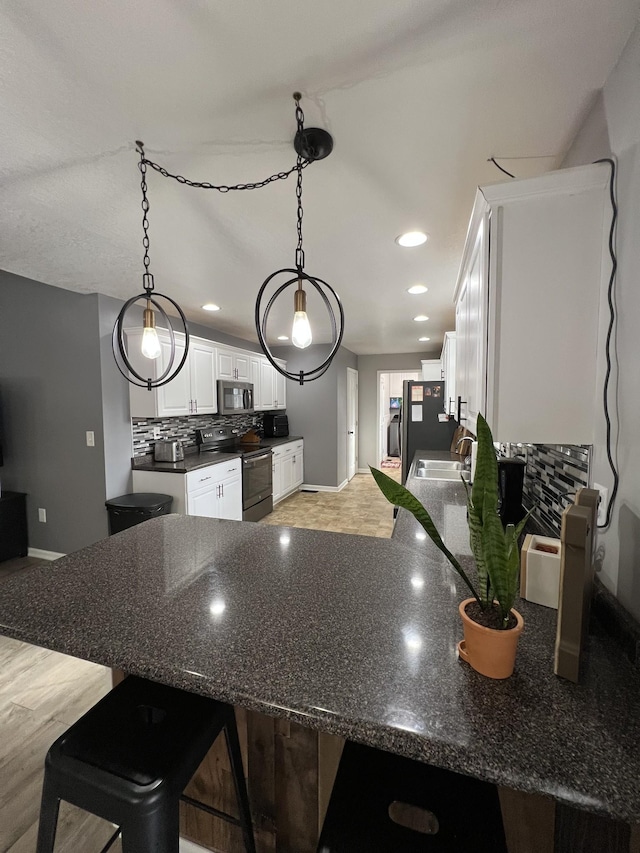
(400, 380), (457, 482)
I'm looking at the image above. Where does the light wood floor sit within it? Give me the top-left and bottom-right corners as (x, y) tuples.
(0, 474), (398, 852)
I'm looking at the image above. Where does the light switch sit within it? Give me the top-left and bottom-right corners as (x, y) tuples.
(86, 431), (95, 447)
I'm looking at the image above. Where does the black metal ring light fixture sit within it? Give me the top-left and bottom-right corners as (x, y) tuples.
(255, 93), (344, 384)
(112, 141), (190, 390)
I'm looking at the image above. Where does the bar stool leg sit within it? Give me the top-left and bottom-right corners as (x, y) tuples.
(121, 801), (180, 853)
(224, 714), (257, 853)
(35, 776), (61, 853)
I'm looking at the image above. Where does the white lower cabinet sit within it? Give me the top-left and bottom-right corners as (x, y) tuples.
(272, 440), (303, 505)
(132, 459), (242, 520)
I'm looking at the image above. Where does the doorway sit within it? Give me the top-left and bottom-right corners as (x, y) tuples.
(346, 368), (358, 481)
(377, 370), (419, 468)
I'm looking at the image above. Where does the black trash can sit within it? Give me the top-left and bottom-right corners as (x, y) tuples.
(105, 493), (173, 535)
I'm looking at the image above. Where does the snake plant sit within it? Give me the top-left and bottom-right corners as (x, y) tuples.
(371, 414), (531, 629)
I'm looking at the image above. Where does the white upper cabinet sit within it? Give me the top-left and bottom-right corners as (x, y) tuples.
(128, 332), (287, 419)
(440, 332), (456, 416)
(127, 330), (216, 418)
(274, 360), (287, 410)
(454, 163), (610, 443)
(420, 360), (442, 381)
(217, 347), (250, 382)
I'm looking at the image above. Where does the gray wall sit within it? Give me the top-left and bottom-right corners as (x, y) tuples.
(0, 271), (108, 553)
(357, 351), (439, 471)
(273, 344), (357, 487)
(560, 24), (640, 619)
(98, 294), (135, 501)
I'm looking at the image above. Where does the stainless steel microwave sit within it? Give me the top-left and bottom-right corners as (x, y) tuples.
(217, 380), (254, 415)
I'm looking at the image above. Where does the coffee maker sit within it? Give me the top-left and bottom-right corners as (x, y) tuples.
(497, 457), (526, 526)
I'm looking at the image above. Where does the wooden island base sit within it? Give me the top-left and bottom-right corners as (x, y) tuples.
(177, 706), (640, 853)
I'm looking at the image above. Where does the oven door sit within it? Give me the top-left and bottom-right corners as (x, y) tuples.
(217, 381), (254, 414)
(242, 451), (273, 510)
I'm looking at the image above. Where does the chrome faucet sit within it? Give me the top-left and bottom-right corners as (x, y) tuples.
(456, 435), (474, 469)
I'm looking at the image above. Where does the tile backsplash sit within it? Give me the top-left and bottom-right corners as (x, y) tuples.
(132, 413), (263, 457)
(500, 443), (591, 536)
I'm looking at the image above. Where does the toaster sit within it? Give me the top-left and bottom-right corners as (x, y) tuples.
(154, 439), (184, 462)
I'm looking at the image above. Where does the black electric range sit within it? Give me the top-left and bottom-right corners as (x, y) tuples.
(196, 428), (273, 521)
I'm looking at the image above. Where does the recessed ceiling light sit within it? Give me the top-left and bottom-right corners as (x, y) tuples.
(413, 315), (429, 322)
(418, 337), (431, 342)
(407, 284), (428, 294)
(202, 303), (220, 311)
(277, 335), (289, 341)
(396, 231), (428, 248)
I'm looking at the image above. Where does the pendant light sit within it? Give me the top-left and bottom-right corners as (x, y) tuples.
(255, 94), (344, 384)
(112, 142), (190, 390)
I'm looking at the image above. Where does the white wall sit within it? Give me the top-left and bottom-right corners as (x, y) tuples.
(562, 24), (640, 619)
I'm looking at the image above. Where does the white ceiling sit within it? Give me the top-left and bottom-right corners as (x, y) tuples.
(1, 0), (639, 355)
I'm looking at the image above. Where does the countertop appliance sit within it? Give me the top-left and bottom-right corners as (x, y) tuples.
(217, 380), (254, 415)
(497, 457), (526, 526)
(263, 413), (289, 438)
(196, 427), (272, 521)
(400, 380), (457, 483)
(154, 440), (184, 463)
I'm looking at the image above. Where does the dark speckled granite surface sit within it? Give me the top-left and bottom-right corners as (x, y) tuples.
(0, 461), (639, 822)
(131, 435), (304, 474)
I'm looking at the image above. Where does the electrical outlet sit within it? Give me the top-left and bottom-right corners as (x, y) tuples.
(153, 427), (161, 439)
(593, 482), (608, 526)
(38, 508), (47, 523)
(86, 430), (95, 447)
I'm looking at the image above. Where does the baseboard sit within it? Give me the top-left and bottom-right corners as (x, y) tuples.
(180, 839), (212, 853)
(301, 480), (348, 493)
(28, 547), (66, 561)
(357, 467), (370, 474)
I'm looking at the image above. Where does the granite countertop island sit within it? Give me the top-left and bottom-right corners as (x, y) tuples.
(131, 435), (303, 474)
(0, 505), (639, 835)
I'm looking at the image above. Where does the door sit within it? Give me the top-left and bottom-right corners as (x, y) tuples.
(190, 340), (217, 414)
(347, 367), (358, 481)
(217, 471), (243, 520)
(156, 334), (190, 416)
(260, 359), (275, 409)
(235, 354), (250, 382)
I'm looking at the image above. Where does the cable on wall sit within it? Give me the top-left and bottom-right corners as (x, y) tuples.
(487, 157), (516, 179)
(593, 156), (619, 530)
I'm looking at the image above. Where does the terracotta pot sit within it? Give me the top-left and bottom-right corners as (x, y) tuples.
(457, 598), (524, 679)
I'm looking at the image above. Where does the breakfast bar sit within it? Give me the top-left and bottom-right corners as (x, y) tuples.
(0, 500), (639, 851)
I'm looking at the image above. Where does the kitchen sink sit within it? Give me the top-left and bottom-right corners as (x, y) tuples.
(416, 459), (464, 471)
(414, 468), (470, 482)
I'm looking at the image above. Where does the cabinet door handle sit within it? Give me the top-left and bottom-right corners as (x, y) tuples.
(194, 399), (198, 413)
(221, 483), (224, 497)
(200, 476), (212, 482)
(457, 395), (467, 423)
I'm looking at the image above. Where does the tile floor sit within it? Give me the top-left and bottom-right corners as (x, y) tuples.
(260, 470), (399, 537)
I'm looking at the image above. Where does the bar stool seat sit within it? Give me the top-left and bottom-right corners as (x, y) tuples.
(36, 675), (256, 853)
(318, 740), (507, 852)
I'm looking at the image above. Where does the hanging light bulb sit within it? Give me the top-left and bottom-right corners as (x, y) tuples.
(141, 300), (161, 359)
(255, 94), (344, 383)
(291, 281), (312, 348)
(112, 142), (190, 390)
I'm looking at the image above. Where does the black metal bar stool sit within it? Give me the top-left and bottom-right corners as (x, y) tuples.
(318, 740), (507, 852)
(36, 675), (256, 853)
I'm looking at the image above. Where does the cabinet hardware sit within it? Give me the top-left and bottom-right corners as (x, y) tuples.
(457, 395), (467, 423)
(200, 476), (212, 482)
(221, 484), (224, 497)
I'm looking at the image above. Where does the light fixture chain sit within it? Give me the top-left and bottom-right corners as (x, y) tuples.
(295, 98), (305, 271)
(137, 142), (153, 292)
(141, 155), (310, 192)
